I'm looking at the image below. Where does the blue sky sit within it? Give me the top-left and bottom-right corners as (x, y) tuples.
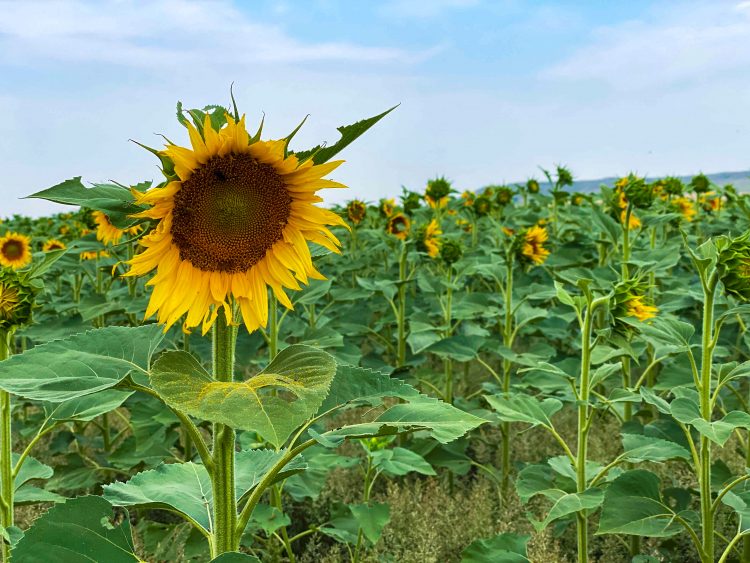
(1, 0), (749, 216)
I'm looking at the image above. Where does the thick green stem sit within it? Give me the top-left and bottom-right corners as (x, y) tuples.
(396, 241), (408, 367)
(699, 280), (717, 563)
(622, 204), (632, 279)
(443, 267), (454, 403)
(576, 301), (596, 563)
(211, 314), (238, 556)
(0, 330), (14, 563)
(501, 255), (514, 498)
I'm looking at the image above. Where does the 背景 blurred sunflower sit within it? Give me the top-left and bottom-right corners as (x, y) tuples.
(42, 239), (67, 252)
(0, 232), (32, 270)
(126, 113), (347, 334)
(347, 200), (367, 225)
(418, 219), (442, 258)
(93, 211), (142, 245)
(520, 225), (549, 265)
(386, 213), (410, 240)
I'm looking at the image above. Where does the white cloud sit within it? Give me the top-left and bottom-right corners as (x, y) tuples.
(0, 0), (421, 67)
(378, 0), (481, 19)
(542, 1), (750, 90)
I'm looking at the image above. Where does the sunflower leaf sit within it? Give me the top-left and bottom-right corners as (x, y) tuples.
(150, 345), (337, 448)
(292, 105), (398, 165)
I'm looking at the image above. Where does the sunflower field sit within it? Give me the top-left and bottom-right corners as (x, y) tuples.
(1, 100), (750, 563)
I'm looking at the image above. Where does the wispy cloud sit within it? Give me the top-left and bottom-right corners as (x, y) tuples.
(541, 2), (750, 90)
(0, 0), (423, 68)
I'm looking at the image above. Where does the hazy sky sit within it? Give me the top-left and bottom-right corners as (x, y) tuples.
(2, 0), (749, 216)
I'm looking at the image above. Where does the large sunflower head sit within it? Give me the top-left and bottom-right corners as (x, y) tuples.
(42, 238), (67, 252)
(386, 213), (411, 240)
(127, 110), (349, 334)
(517, 225), (550, 265)
(0, 232), (32, 270)
(93, 211), (142, 246)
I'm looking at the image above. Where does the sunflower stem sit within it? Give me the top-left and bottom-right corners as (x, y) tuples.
(211, 313), (238, 556)
(501, 252), (514, 499)
(0, 329), (14, 563)
(396, 240), (408, 367)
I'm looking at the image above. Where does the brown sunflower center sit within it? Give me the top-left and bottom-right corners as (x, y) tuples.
(171, 153), (292, 273)
(2, 240), (23, 260)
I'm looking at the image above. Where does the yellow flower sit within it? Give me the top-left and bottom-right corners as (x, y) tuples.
(461, 190), (475, 206)
(0, 283), (20, 324)
(93, 211), (142, 245)
(347, 200), (367, 224)
(386, 213), (411, 240)
(425, 195), (449, 209)
(699, 191), (722, 212)
(43, 238), (67, 252)
(620, 209), (641, 229)
(421, 219), (442, 258)
(0, 232), (32, 270)
(502, 227), (515, 237)
(59, 225), (70, 235)
(456, 218), (472, 233)
(126, 113), (347, 334)
(624, 296), (658, 321)
(521, 225), (550, 265)
(379, 198), (396, 218)
(672, 197), (696, 222)
(80, 250), (111, 261)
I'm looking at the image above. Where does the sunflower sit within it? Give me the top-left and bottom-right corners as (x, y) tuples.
(43, 238), (67, 252)
(80, 250), (111, 261)
(624, 296), (658, 322)
(0, 284), (20, 325)
(520, 225), (550, 265)
(418, 219), (442, 258)
(456, 218), (472, 233)
(425, 195), (449, 209)
(461, 190), (475, 206)
(379, 198), (396, 218)
(0, 270), (36, 330)
(347, 200), (367, 225)
(672, 197), (696, 222)
(0, 232), (32, 270)
(699, 191), (722, 213)
(93, 211), (143, 245)
(126, 113), (347, 334)
(615, 190), (641, 229)
(386, 213), (411, 240)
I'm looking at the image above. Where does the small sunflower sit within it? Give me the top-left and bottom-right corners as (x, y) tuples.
(80, 250), (111, 261)
(624, 296), (658, 322)
(461, 190), (475, 207)
(379, 198), (396, 218)
(93, 211), (143, 245)
(526, 179), (540, 194)
(417, 219), (442, 258)
(43, 238), (67, 252)
(0, 270), (36, 330)
(347, 200), (367, 225)
(699, 191), (722, 213)
(0, 232), (32, 270)
(386, 213), (411, 240)
(456, 218), (472, 233)
(127, 112), (348, 334)
(520, 225), (550, 265)
(672, 197), (696, 222)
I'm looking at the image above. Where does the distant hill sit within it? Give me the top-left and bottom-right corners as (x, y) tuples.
(530, 170), (750, 193)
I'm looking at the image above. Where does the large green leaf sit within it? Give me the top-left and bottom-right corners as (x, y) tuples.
(314, 400), (486, 446)
(44, 390), (133, 422)
(621, 433), (691, 463)
(371, 447), (436, 476)
(26, 177), (142, 228)
(461, 532), (531, 563)
(11, 496), (138, 562)
(103, 450), (305, 534)
(349, 502), (390, 544)
(670, 398), (750, 446)
(597, 470), (683, 537)
(292, 105), (398, 165)
(484, 394), (562, 428)
(150, 345), (336, 448)
(534, 488), (604, 530)
(0, 325), (164, 402)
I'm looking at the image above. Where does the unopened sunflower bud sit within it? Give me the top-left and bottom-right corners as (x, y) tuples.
(663, 177), (685, 196)
(425, 176), (452, 200)
(401, 191), (422, 216)
(623, 175), (654, 209)
(440, 239), (463, 265)
(690, 173), (711, 194)
(494, 186), (514, 206)
(473, 195), (492, 216)
(526, 179), (540, 194)
(717, 232), (750, 301)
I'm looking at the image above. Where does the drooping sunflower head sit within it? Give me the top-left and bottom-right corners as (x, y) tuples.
(517, 225), (550, 265)
(717, 232), (750, 301)
(440, 239), (463, 265)
(42, 239), (67, 252)
(386, 213), (411, 241)
(127, 109), (350, 334)
(425, 176), (452, 201)
(690, 173), (711, 194)
(613, 279), (657, 326)
(0, 270), (37, 331)
(0, 232), (32, 270)
(556, 165), (574, 187)
(663, 176), (685, 196)
(347, 200), (367, 225)
(92, 211), (143, 246)
(416, 219), (442, 258)
(473, 195), (492, 217)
